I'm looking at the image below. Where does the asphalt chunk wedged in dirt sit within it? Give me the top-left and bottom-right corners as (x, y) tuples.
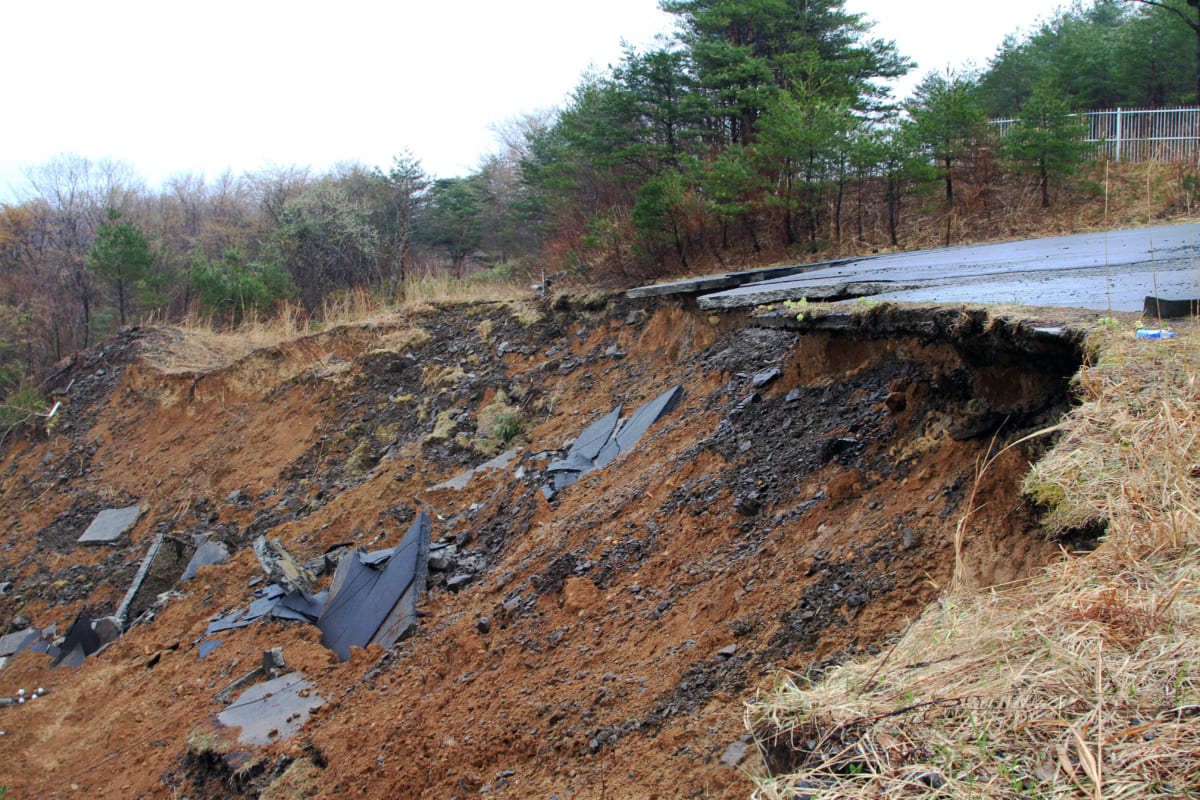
(317, 511), (432, 661)
(0, 298), (1087, 800)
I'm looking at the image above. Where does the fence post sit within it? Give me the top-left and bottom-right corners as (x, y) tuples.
(1115, 109), (1122, 162)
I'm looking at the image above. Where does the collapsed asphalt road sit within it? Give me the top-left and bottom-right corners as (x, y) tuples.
(633, 223), (1200, 312)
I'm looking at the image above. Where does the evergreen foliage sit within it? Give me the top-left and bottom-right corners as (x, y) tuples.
(906, 70), (989, 244)
(0, 363), (47, 435)
(421, 178), (485, 279)
(87, 208), (155, 326)
(978, 0), (1198, 113)
(189, 249), (293, 323)
(1003, 82), (1094, 207)
(662, 0), (910, 144)
(374, 150), (428, 297)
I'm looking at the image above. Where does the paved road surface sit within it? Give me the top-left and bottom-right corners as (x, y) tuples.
(693, 224), (1200, 312)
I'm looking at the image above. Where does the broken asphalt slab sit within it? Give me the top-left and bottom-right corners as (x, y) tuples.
(197, 639), (223, 659)
(54, 644), (86, 669)
(317, 511), (432, 661)
(546, 405), (623, 493)
(76, 505), (142, 545)
(270, 588), (328, 622)
(199, 533), (339, 639)
(0, 629), (42, 661)
(180, 539), (230, 582)
(205, 610), (249, 637)
(204, 583), (328, 636)
(569, 405), (624, 463)
(50, 614), (100, 668)
(115, 534), (195, 624)
(595, 386), (684, 470)
(626, 260), (848, 298)
(0, 628), (60, 666)
(254, 536), (317, 594)
(216, 672), (323, 745)
(1144, 295), (1200, 318)
(542, 386), (684, 501)
(427, 447), (524, 492)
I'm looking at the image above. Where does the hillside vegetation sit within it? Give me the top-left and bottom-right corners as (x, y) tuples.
(5, 0), (1200, 399)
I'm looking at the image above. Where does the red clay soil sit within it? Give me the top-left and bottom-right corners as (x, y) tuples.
(0, 296), (1096, 799)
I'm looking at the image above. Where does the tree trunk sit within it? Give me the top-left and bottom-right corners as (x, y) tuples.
(1040, 159), (1050, 208)
(834, 179), (845, 245)
(672, 221), (688, 268)
(781, 166), (796, 247)
(855, 170), (864, 244)
(1191, 1), (1200, 103)
(743, 215), (760, 252)
(397, 236), (409, 301)
(885, 180), (899, 247)
(807, 185), (821, 251)
(944, 157), (954, 247)
(1133, 2), (1200, 102)
(78, 274), (92, 349)
(1190, 16), (1200, 103)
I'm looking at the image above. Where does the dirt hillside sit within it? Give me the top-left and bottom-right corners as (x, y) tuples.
(0, 295), (1097, 799)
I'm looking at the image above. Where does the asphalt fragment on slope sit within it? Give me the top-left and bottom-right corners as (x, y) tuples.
(543, 385), (684, 500)
(76, 505), (142, 545)
(217, 672), (324, 746)
(316, 511), (432, 661)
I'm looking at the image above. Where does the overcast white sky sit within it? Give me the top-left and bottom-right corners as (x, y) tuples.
(1, 0), (1062, 203)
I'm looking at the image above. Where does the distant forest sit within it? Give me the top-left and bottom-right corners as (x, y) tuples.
(3, 0), (1199, 398)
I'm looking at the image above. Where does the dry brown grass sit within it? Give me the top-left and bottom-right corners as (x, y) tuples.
(887, 160), (1200, 255)
(1025, 323), (1200, 546)
(139, 275), (524, 374)
(749, 320), (1200, 799)
(401, 272), (526, 309)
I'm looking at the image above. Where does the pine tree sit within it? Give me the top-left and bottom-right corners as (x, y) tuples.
(422, 178), (484, 279)
(1003, 83), (1092, 207)
(377, 151), (428, 299)
(87, 209), (155, 326)
(906, 70), (988, 245)
(660, 0), (910, 145)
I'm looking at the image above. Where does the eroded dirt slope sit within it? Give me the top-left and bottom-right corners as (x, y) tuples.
(0, 296), (1088, 799)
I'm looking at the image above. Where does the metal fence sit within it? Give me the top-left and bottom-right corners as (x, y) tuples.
(991, 107), (1200, 162)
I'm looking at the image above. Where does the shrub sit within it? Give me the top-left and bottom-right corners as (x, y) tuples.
(0, 379), (47, 434)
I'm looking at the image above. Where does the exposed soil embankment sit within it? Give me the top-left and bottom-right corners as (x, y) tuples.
(0, 297), (1087, 799)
